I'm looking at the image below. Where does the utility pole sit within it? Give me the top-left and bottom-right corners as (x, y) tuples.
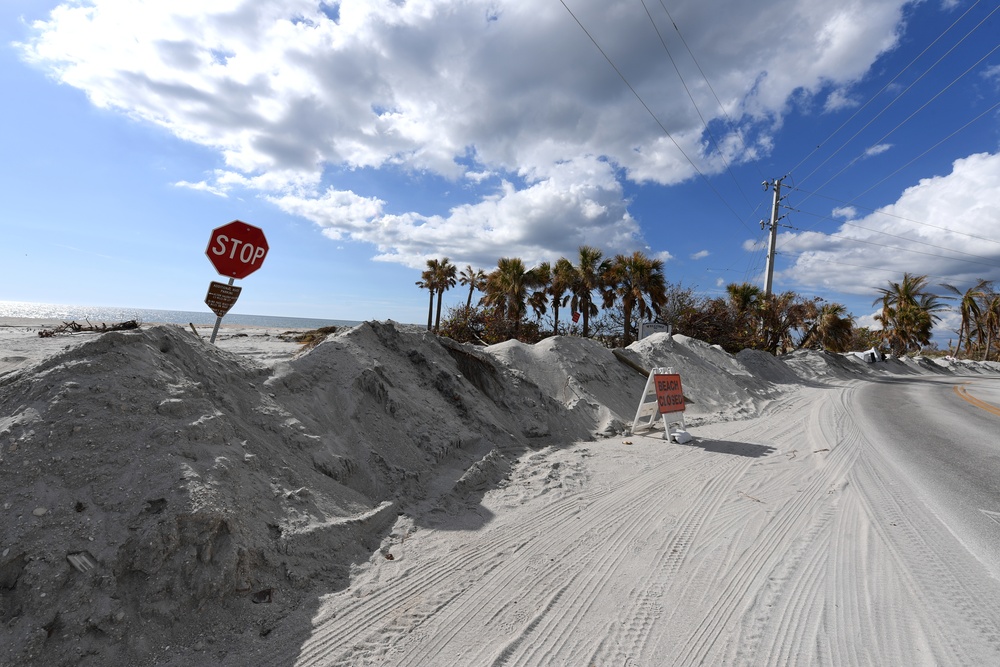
(761, 177), (785, 298)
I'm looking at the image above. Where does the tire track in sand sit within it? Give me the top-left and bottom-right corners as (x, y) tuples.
(295, 443), (729, 666)
(661, 386), (861, 665)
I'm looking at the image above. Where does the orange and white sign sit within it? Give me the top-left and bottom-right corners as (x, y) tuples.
(631, 367), (688, 439)
(654, 373), (685, 413)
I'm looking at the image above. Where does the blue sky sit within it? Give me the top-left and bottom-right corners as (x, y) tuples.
(2, 0), (998, 340)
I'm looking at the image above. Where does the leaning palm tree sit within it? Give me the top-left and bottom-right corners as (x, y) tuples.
(606, 251), (667, 345)
(433, 258), (457, 332)
(570, 246), (610, 337)
(483, 257), (540, 337)
(941, 279), (991, 357)
(458, 264), (487, 309)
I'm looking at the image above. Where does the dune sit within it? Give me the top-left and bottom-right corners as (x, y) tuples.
(1, 320), (999, 666)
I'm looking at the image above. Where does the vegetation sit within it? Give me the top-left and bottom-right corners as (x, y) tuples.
(939, 278), (999, 361)
(417, 252), (998, 361)
(872, 273), (946, 356)
(416, 257), (458, 333)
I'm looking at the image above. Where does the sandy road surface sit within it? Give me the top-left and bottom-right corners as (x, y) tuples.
(853, 376), (1000, 581)
(230, 381), (1000, 667)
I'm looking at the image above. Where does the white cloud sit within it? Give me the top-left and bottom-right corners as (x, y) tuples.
(832, 206), (857, 219)
(690, 250), (710, 260)
(780, 152), (1000, 298)
(824, 88), (859, 112)
(173, 180), (228, 197)
(270, 155), (641, 269)
(653, 250), (675, 263)
(864, 143), (892, 158)
(19, 0), (916, 265)
(984, 64), (1000, 86)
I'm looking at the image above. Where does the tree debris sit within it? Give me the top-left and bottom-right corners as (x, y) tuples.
(38, 320), (140, 338)
(284, 325), (339, 348)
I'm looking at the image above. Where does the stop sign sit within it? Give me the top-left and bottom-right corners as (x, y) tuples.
(205, 220), (269, 279)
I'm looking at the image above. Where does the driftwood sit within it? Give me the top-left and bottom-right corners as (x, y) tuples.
(38, 320), (140, 338)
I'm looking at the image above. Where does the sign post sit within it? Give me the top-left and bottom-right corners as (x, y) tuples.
(631, 367), (688, 440)
(204, 220), (268, 343)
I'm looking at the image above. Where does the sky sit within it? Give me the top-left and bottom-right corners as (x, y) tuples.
(2, 0), (998, 341)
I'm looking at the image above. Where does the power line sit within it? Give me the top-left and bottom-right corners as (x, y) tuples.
(775, 249), (960, 286)
(782, 217), (1000, 271)
(791, 0), (991, 185)
(652, 0), (768, 181)
(557, 0), (754, 231)
(638, 0), (756, 212)
(847, 99), (1000, 204)
(808, 36), (1000, 196)
(789, 183), (1000, 248)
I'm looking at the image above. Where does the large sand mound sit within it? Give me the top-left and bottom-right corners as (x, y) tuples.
(2, 322), (998, 666)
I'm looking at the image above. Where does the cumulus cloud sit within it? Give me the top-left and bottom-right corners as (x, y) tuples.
(690, 250), (710, 260)
(270, 155), (640, 268)
(780, 152), (1000, 298)
(19, 0), (915, 267)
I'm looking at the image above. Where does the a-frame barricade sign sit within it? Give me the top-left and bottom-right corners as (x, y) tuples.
(631, 367), (686, 439)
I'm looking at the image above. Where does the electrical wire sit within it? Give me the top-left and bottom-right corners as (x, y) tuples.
(638, 0), (757, 211)
(790, 0), (990, 185)
(775, 249), (958, 284)
(782, 218), (1000, 271)
(656, 0), (768, 182)
(789, 182), (1000, 248)
(808, 38), (1000, 196)
(557, 0), (755, 232)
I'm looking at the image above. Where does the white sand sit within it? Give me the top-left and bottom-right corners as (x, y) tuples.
(2, 319), (1000, 666)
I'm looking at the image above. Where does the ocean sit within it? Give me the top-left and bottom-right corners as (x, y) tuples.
(0, 301), (362, 330)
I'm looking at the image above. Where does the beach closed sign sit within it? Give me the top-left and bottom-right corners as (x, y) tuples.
(654, 373), (686, 413)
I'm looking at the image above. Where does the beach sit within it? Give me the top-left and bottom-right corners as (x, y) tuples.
(2, 318), (1000, 666)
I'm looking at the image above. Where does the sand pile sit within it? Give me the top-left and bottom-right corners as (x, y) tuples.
(2, 321), (999, 666)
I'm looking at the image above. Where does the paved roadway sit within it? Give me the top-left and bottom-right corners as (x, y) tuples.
(852, 374), (1000, 577)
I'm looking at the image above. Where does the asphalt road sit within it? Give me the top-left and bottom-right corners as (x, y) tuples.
(852, 374), (1000, 576)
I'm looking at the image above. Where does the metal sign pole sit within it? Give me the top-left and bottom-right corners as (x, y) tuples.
(209, 278), (235, 344)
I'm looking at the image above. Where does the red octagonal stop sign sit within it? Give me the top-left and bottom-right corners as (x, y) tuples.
(205, 220), (269, 279)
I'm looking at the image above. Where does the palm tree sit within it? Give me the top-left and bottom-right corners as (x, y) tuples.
(606, 251), (667, 345)
(980, 290), (1000, 361)
(433, 258), (457, 332)
(726, 282), (763, 347)
(570, 246), (610, 337)
(417, 260), (438, 331)
(458, 264), (487, 309)
(759, 291), (813, 354)
(799, 302), (855, 352)
(548, 257), (575, 335)
(483, 257), (541, 337)
(528, 261), (551, 323)
(873, 273), (947, 355)
(941, 279), (991, 357)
